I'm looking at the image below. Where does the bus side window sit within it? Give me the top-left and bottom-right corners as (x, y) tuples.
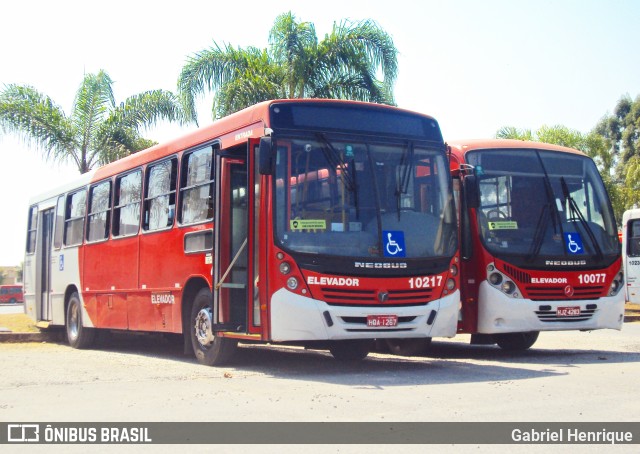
(87, 180), (112, 242)
(113, 170), (142, 237)
(53, 196), (65, 249)
(179, 147), (214, 225)
(64, 190), (87, 246)
(144, 158), (177, 231)
(629, 219), (640, 257)
(26, 205), (38, 254)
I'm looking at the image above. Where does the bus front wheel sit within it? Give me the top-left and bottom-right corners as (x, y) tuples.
(495, 331), (539, 351)
(66, 292), (95, 349)
(190, 288), (237, 366)
(329, 340), (372, 361)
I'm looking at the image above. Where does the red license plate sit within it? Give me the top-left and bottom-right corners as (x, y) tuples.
(557, 306), (581, 317)
(367, 315), (398, 327)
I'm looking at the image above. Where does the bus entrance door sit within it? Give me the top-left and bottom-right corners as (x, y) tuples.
(38, 209), (54, 321)
(214, 154), (249, 332)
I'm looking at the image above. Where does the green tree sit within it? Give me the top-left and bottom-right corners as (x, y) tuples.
(592, 94), (640, 214)
(178, 11), (398, 122)
(0, 70), (188, 173)
(496, 123), (626, 224)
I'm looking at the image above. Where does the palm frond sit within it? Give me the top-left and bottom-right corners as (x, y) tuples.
(113, 89), (188, 130)
(0, 83), (76, 163)
(178, 44), (270, 122)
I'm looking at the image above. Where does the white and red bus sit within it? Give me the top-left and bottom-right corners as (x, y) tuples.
(622, 208), (640, 304)
(23, 99), (459, 365)
(449, 139), (624, 350)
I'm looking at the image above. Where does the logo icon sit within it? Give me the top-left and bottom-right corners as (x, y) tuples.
(377, 291), (389, 303)
(564, 233), (584, 255)
(564, 285), (575, 297)
(7, 424), (40, 442)
(383, 231), (406, 258)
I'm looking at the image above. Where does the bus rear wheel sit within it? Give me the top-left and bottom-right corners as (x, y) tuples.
(66, 292), (95, 349)
(190, 288), (237, 366)
(329, 340), (372, 361)
(495, 331), (539, 351)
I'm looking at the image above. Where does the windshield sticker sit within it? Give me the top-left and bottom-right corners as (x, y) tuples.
(383, 230), (406, 257)
(488, 221), (518, 230)
(564, 232), (584, 254)
(290, 219), (326, 231)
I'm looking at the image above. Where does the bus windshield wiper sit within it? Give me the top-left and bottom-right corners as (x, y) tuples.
(395, 142), (414, 220)
(560, 177), (604, 260)
(316, 133), (357, 193)
(526, 203), (550, 262)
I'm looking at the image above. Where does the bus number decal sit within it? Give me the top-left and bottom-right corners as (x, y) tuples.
(409, 276), (443, 289)
(629, 260), (640, 266)
(577, 273), (607, 284)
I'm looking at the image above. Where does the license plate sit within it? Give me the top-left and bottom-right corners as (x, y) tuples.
(367, 315), (398, 327)
(557, 306), (581, 317)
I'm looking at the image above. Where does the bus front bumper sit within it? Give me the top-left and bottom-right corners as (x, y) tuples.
(269, 288), (460, 342)
(476, 281), (625, 334)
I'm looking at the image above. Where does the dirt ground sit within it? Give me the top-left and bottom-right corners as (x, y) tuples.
(2, 303), (639, 334)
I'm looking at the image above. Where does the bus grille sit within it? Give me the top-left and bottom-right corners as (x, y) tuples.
(502, 264), (532, 284)
(320, 287), (433, 306)
(525, 285), (604, 300)
(535, 308), (596, 322)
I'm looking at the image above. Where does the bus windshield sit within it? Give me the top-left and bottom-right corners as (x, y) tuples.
(274, 135), (457, 259)
(468, 149), (619, 263)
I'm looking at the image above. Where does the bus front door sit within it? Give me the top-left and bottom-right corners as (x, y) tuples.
(213, 153), (249, 332)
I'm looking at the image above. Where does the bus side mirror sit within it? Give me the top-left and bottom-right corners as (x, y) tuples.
(464, 174), (480, 209)
(259, 137), (274, 175)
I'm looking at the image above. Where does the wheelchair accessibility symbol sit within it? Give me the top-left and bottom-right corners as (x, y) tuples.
(563, 232), (584, 255)
(383, 230), (406, 257)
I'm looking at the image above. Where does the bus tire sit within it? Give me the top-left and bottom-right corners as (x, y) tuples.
(329, 340), (372, 361)
(190, 288), (237, 366)
(66, 292), (95, 349)
(495, 331), (539, 351)
(385, 337), (432, 356)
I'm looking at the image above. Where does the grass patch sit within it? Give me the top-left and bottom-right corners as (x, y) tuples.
(0, 313), (40, 333)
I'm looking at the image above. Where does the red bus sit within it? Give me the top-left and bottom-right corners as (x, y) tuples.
(449, 139), (624, 350)
(0, 284), (24, 304)
(23, 99), (459, 365)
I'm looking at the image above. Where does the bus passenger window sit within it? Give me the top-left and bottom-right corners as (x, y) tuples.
(630, 220), (640, 257)
(26, 206), (38, 254)
(64, 190), (87, 246)
(113, 170), (142, 237)
(144, 158), (177, 231)
(87, 181), (111, 242)
(53, 196), (65, 249)
(179, 147), (214, 225)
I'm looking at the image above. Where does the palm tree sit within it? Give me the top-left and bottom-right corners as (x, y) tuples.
(178, 11), (398, 122)
(0, 70), (188, 173)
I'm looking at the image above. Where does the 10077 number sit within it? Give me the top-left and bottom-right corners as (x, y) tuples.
(577, 273), (607, 284)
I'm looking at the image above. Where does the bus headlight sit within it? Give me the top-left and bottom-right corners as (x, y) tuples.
(446, 278), (456, 291)
(287, 277), (299, 290)
(279, 262), (291, 275)
(609, 272), (624, 296)
(489, 273), (503, 286)
(449, 264), (458, 276)
(501, 280), (516, 295)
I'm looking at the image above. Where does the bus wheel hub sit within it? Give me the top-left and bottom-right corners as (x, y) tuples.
(195, 308), (215, 346)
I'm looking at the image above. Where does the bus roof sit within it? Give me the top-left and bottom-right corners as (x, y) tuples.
(28, 99), (438, 205)
(447, 138), (585, 156)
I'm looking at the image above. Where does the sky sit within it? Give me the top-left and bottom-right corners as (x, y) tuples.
(1, 0), (639, 267)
